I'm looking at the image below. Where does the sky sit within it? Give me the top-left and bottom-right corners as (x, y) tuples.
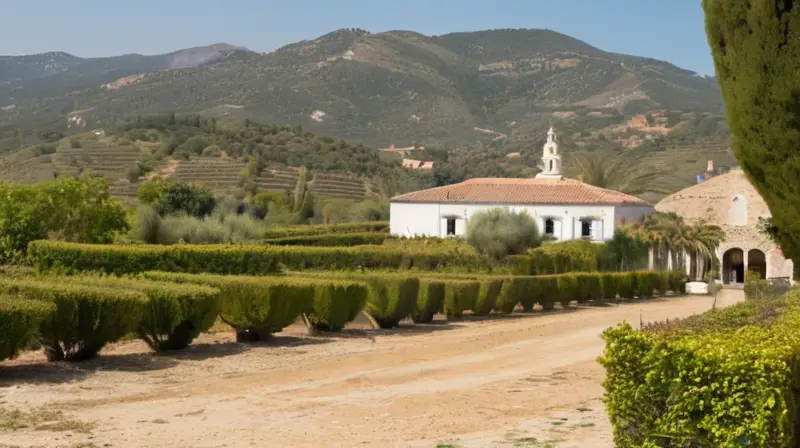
(0, 0), (715, 75)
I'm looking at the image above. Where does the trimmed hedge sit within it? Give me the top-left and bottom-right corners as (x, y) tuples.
(61, 276), (220, 352)
(263, 232), (388, 247)
(511, 240), (606, 275)
(495, 277), (534, 314)
(443, 280), (479, 318)
(28, 240), (483, 275)
(411, 279), (446, 324)
(600, 291), (800, 447)
(0, 278), (147, 361)
(361, 275), (420, 329)
(262, 221), (389, 239)
(0, 295), (54, 361)
(473, 279), (503, 316)
(141, 272), (313, 342)
(305, 279), (368, 332)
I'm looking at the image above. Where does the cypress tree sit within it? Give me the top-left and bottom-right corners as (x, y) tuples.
(703, 0), (800, 262)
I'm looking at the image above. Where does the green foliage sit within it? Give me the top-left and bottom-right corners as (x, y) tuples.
(703, 0), (800, 265)
(495, 277), (534, 314)
(147, 180), (217, 218)
(361, 275), (420, 329)
(466, 208), (541, 260)
(473, 279), (503, 316)
(305, 279), (368, 332)
(0, 296), (54, 361)
(262, 221), (389, 239)
(141, 272), (313, 341)
(411, 279), (446, 324)
(137, 207), (266, 245)
(0, 278), (147, 361)
(530, 276), (559, 311)
(513, 240), (605, 275)
(0, 178), (129, 262)
(59, 276), (220, 352)
(600, 291), (800, 447)
(28, 240), (484, 275)
(443, 281), (479, 318)
(264, 232), (388, 247)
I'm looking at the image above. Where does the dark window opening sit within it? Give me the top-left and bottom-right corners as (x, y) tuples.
(581, 220), (592, 239)
(446, 218), (456, 236)
(544, 218), (555, 236)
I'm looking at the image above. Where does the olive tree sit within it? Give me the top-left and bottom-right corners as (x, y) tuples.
(466, 208), (541, 260)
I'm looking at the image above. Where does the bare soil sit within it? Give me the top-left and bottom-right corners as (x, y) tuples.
(0, 290), (743, 448)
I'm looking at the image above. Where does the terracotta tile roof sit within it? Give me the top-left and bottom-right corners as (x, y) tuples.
(391, 177), (651, 206)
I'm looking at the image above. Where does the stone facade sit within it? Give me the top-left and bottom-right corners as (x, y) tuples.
(656, 168), (793, 283)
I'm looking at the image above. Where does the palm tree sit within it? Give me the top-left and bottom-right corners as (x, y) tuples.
(570, 152), (671, 195)
(639, 212), (725, 278)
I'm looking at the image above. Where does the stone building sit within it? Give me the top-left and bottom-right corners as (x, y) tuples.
(655, 167), (794, 284)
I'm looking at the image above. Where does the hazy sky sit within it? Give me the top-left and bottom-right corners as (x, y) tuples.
(1, 0), (715, 74)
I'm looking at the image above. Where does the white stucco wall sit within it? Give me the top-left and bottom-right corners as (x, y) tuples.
(390, 201), (651, 241)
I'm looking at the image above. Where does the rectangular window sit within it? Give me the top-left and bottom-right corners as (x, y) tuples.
(544, 218), (555, 236)
(446, 218), (456, 236)
(581, 220), (592, 239)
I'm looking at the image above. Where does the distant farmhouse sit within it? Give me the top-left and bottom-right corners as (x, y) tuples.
(389, 128), (653, 240)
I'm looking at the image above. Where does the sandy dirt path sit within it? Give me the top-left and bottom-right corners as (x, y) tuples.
(0, 290), (743, 448)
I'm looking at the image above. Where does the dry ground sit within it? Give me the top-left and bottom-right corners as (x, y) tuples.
(0, 290), (743, 448)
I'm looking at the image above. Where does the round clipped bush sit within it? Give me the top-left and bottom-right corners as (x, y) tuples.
(443, 280), (479, 318)
(305, 279), (368, 332)
(0, 295), (54, 361)
(143, 272), (313, 342)
(63, 275), (220, 352)
(472, 279), (503, 316)
(362, 275), (420, 329)
(0, 279), (147, 361)
(411, 279), (446, 324)
(495, 277), (533, 314)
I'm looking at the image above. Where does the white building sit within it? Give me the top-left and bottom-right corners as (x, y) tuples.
(389, 128), (653, 241)
(656, 167), (794, 284)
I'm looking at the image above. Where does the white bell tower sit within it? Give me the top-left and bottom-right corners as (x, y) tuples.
(536, 126), (562, 178)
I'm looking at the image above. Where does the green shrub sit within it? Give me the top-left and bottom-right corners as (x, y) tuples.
(574, 273), (603, 303)
(600, 291), (800, 447)
(495, 277), (534, 314)
(556, 274), (579, 308)
(305, 279), (368, 332)
(473, 279), (503, 316)
(411, 279), (446, 324)
(443, 281), (479, 318)
(142, 272), (313, 342)
(28, 240), (484, 275)
(262, 221), (389, 239)
(264, 232), (387, 247)
(64, 276), (220, 351)
(613, 272), (635, 299)
(361, 275), (419, 328)
(0, 296), (55, 361)
(600, 273), (617, 300)
(514, 240), (604, 275)
(466, 208), (541, 259)
(0, 279), (147, 361)
(635, 271), (660, 298)
(530, 276), (558, 311)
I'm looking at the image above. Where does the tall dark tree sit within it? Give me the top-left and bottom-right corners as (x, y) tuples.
(703, 0), (800, 263)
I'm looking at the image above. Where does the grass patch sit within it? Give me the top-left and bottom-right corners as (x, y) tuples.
(0, 406), (94, 433)
(511, 437), (560, 448)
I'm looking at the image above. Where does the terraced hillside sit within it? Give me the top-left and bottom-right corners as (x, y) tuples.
(170, 158), (247, 192)
(311, 173), (367, 200)
(51, 141), (141, 179)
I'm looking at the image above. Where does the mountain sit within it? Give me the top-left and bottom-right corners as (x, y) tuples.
(0, 28), (733, 197)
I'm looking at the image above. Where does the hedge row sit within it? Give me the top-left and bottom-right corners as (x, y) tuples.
(0, 276), (219, 360)
(262, 221), (389, 239)
(600, 291), (800, 447)
(27, 241), (483, 275)
(510, 240), (605, 275)
(0, 295), (54, 361)
(263, 232), (388, 247)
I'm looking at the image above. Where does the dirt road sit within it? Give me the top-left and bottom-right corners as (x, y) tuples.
(0, 290), (742, 448)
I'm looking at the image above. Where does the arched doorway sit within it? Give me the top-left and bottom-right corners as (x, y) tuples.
(747, 249), (767, 280)
(723, 248), (744, 284)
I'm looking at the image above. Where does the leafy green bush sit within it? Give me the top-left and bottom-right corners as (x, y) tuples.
(556, 274), (579, 308)
(262, 221), (389, 239)
(62, 276), (220, 351)
(305, 279), (368, 332)
(600, 273), (617, 300)
(0, 279), (147, 361)
(512, 240), (605, 275)
(600, 291), (800, 447)
(140, 272), (313, 342)
(613, 272), (635, 299)
(28, 240), (485, 275)
(635, 271), (659, 298)
(466, 208), (541, 260)
(411, 279), (446, 324)
(0, 296), (54, 361)
(361, 275), (419, 329)
(495, 277), (534, 314)
(473, 279), (503, 316)
(443, 280), (479, 318)
(264, 232), (388, 247)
